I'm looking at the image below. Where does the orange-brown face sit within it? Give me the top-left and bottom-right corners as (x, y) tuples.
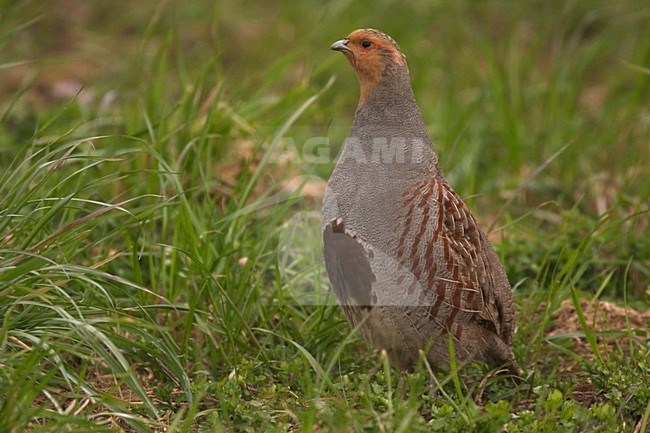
(331, 29), (407, 104)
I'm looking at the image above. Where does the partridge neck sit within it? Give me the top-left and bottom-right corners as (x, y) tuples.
(342, 66), (441, 179)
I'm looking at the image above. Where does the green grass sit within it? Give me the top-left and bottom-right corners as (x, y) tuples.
(1, 0), (649, 432)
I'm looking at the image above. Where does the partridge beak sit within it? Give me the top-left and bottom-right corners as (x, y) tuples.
(330, 39), (351, 52)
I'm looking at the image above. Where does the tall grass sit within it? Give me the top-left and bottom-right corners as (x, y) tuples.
(0, 0), (648, 431)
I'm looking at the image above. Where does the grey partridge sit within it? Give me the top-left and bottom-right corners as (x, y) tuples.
(323, 29), (518, 374)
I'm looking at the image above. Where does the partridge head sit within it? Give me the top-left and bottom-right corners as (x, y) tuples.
(323, 29), (519, 374)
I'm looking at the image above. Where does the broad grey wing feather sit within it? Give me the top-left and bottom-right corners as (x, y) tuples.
(323, 220), (376, 307)
(483, 244), (515, 344)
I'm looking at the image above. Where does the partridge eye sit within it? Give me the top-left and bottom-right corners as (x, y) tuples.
(361, 40), (372, 48)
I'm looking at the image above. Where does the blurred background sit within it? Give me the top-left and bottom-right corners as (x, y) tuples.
(4, 0), (647, 293)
